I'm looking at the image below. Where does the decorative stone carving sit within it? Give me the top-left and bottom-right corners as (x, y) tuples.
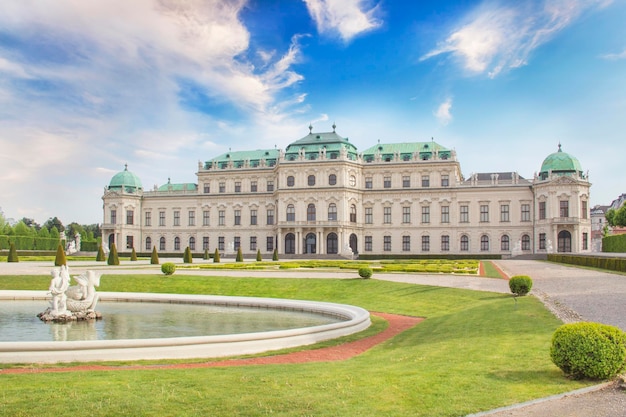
(39, 267), (101, 323)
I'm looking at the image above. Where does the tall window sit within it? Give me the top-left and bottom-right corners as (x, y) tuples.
(126, 235), (134, 249)
(235, 182), (241, 193)
(460, 235), (469, 251)
(189, 237), (196, 251)
(441, 206), (450, 223)
(421, 175), (430, 187)
(251, 181), (257, 192)
(460, 205), (469, 223)
(521, 234), (531, 250)
(500, 204), (510, 222)
(501, 235), (510, 251)
(203, 183), (210, 193)
(521, 204), (531, 222)
(126, 210), (134, 225)
(365, 207), (373, 224)
(203, 210), (210, 226)
(266, 236), (274, 252)
(328, 174), (337, 185)
(250, 236), (257, 251)
(421, 235), (430, 252)
(539, 233), (546, 250)
(383, 235), (391, 251)
(308, 175), (316, 186)
(174, 237), (181, 251)
(384, 176), (391, 188)
(480, 235), (490, 251)
(560, 201), (569, 217)
(328, 203), (337, 221)
(402, 207), (411, 224)
(110, 209), (117, 225)
(234, 209), (241, 225)
(218, 236), (225, 251)
(383, 207), (391, 224)
(203, 236), (209, 250)
(234, 236), (240, 250)
(441, 174), (449, 187)
(266, 209), (274, 225)
(421, 206), (430, 224)
(267, 180), (274, 192)
(159, 211), (165, 226)
(326, 233), (338, 254)
(581, 200), (588, 219)
(480, 205), (489, 222)
(218, 210), (225, 226)
(250, 209), (257, 225)
(365, 177), (373, 189)
(219, 182), (225, 193)
(188, 211), (195, 226)
(582, 232), (588, 250)
(145, 237), (152, 251)
(539, 201), (546, 220)
(173, 210), (180, 226)
(307, 204), (316, 221)
(441, 235), (450, 252)
(402, 236), (411, 251)
(159, 237), (166, 251)
(402, 176), (410, 188)
(145, 212), (151, 227)
(286, 204), (295, 222)
(287, 176), (295, 187)
(350, 205), (357, 223)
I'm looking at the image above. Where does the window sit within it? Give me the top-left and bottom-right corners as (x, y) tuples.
(539, 233), (546, 250)
(267, 209), (274, 225)
(365, 177), (373, 189)
(402, 176), (410, 188)
(441, 175), (449, 187)
(188, 211), (195, 226)
(307, 204), (316, 221)
(421, 206), (430, 224)
(328, 204), (337, 221)
(174, 237), (181, 251)
(286, 204), (295, 222)
(266, 236), (274, 252)
(500, 204), (510, 222)
(110, 209), (117, 225)
(126, 210), (134, 225)
(441, 235), (450, 252)
(203, 183), (210, 193)
(421, 175), (430, 188)
(384, 176), (391, 188)
(329, 174), (337, 185)
(203, 210), (210, 226)
(460, 205), (469, 223)
(521, 204), (531, 222)
(460, 235), (469, 251)
(441, 206), (450, 223)
(480, 235), (489, 251)
(582, 200), (588, 219)
(250, 209), (257, 225)
(189, 237), (196, 251)
(522, 234), (531, 250)
(480, 205), (489, 222)
(560, 201), (569, 217)
(145, 212), (151, 227)
(326, 233), (338, 254)
(234, 209), (241, 225)
(235, 182), (241, 193)
(583, 232), (588, 250)
(421, 235), (430, 252)
(234, 237), (240, 250)
(218, 210), (225, 226)
(539, 201), (546, 220)
(402, 236), (411, 251)
(159, 237), (166, 251)
(402, 206), (411, 224)
(365, 207), (373, 224)
(126, 235), (134, 249)
(218, 237), (225, 251)
(365, 236), (372, 251)
(173, 210), (180, 226)
(203, 236), (209, 250)
(250, 236), (257, 251)
(287, 176), (295, 187)
(383, 236), (391, 251)
(251, 181), (257, 192)
(159, 211), (165, 226)
(267, 180), (274, 192)
(501, 235), (510, 251)
(145, 237), (152, 251)
(308, 175), (315, 186)
(219, 182), (225, 193)
(383, 207), (391, 224)
(350, 205), (357, 223)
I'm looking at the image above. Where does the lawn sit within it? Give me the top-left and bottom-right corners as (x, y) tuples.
(0, 272), (590, 416)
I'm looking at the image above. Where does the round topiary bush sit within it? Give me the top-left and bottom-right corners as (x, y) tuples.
(161, 262), (176, 275)
(509, 275), (533, 296)
(358, 267), (373, 278)
(550, 322), (626, 380)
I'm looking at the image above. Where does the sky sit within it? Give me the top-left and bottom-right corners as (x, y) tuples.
(1, 0), (625, 226)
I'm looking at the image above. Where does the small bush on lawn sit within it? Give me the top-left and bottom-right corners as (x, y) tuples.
(130, 247), (138, 261)
(54, 243), (66, 266)
(213, 248), (220, 263)
(358, 267), (373, 278)
(236, 247), (243, 262)
(272, 248), (278, 261)
(509, 275), (533, 296)
(256, 249), (262, 262)
(550, 322), (626, 380)
(96, 245), (106, 261)
(203, 249), (210, 260)
(107, 243), (120, 265)
(279, 263), (299, 269)
(150, 247), (159, 265)
(161, 263), (176, 275)
(8, 242), (19, 263)
(183, 246), (193, 263)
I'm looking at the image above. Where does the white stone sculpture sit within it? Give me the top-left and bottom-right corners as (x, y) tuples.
(39, 268), (102, 322)
(48, 265), (71, 317)
(65, 270), (101, 313)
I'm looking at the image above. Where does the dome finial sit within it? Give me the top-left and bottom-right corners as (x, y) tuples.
(558, 142), (562, 152)
(124, 163), (128, 171)
(332, 122), (336, 132)
(308, 123), (313, 134)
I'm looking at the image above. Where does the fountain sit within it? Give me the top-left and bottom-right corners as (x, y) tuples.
(38, 266), (101, 322)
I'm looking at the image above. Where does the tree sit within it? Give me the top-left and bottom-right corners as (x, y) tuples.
(150, 246), (159, 264)
(54, 243), (67, 266)
(606, 205), (626, 228)
(49, 226), (60, 240)
(272, 248), (278, 261)
(256, 249), (262, 262)
(183, 246), (193, 263)
(96, 245), (106, 261)
(13, 221), (34, 236)
(66, 222), (85, 239)
(107, 242), (120, 265)
(44, 217), (65, 233)
(7, 242), (19, 262)
(20, 217), (41, 231)
(38, 227), (50, 239)
(213, 248), (220, 263)
(236, 246), (243, 262)
(130, 247), (138, 261)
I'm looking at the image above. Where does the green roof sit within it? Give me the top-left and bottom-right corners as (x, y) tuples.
(361, 141), (452, 162)
(284, 129), (358, 161)
(108, 165), (142, 192)
(206, 149), (279, 169)
(157, 180), (197, 192)
(539, 144), (583, 178)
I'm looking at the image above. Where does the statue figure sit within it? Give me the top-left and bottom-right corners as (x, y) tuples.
(65, 270), (101, 313)
(48, 266), (71, 317)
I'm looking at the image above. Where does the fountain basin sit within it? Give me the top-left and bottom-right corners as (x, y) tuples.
(0, 291), (371, 364)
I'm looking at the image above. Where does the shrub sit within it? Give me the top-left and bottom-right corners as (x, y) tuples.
(236, 247), (243, 262)
(7, 242), (19, 263)
(279, 263), (299, 269)
(550, 322), (626, 380)
(150, 246), (159, 265)
(272, 248), (278, 261)
(96, 245), (106, 261)
(213, 248), (220, 263)
(204, 249), (210, 260)
(509, 275), (533, 296)
(358, 267), (373, 278)
(107, 242), (120, 265)
(130, 247), (138, 261)
(161, 262), (176, 275)
(183, 246), (193, 263)
(256, 249), (262, 262)
(54, 243), (66, 266)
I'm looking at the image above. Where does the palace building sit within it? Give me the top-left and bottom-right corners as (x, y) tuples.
(102, 125), (591, 258)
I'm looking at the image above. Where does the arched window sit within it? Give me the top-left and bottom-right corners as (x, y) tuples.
(501, 235), (510, 251)
(305, 233), (316, 254)
(521, 234), (531, 250)
(328, 203), (337, 221)
(286, 204), (295, 222)
(189, 236), (196, 251)
(308, 175), (316, 186)
(350, 204), (357, 223)
(159, 237), (166, 251)
(558, 230), (572, 252)
(307, 203), (316, 221)
(460, 235), (469, 251)
(174, 236), (181, 251)
(480, 235), (490, 251)
(349, 234), (358, 254)
(145, 237), (152, 251)
(287, 176), (295, 187)
(285, 233), (295, 254)
(327, 233), (338, 254)
(328, 174), (337, 185)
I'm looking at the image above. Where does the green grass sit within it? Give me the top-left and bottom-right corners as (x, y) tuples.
(0, 273), (591, 416)
(481, 260), (507, 279)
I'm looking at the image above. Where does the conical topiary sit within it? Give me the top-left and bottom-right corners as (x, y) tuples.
(203, 248), (210, 260)
(130, 247), (138, 261)
(183, 246), (193, 263)
(272, 248), (278, 261)
(54, 242), (66, 266)
(96, 245), (106, 261)
(213, 248), (220, 263)
(236, 246), (243, 262)
(107, 242), (120, 265)
(256, 249), (262, 262)
(150, 246), (159, 265)
(8, 242), (19, 263)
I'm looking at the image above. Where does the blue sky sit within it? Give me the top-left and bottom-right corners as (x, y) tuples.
(1, 0), (624, 225)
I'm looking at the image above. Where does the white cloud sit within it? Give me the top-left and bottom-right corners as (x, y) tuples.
(304, 0), (382, 42)
(601, 49), (626, 60)
(434, 99), (453, 125)
(421, 0), (612, 78)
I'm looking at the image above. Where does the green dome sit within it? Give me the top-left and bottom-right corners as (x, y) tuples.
(539, 144), (583, 180)
(108, 164), (143, 192)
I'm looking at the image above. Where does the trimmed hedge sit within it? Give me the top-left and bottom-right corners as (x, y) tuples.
(213, 248), (220, 263)
(603, 234), (626, 253)
(96, 245), (106, 261)
(358, 267), (373, 278)
(235, 247), (243, 262)
(550, 322), (626, 380)
(130, 247), (138, 261)
(107, 243), (120, 265)
(548, 254), (626, 273)
(150, 247), (159, 265)
(54, 243), (67, 266)
(161, 263), (176, 275)
(183, 247), (193, 263)
(509, 275), (533, 296)
(358, 254), (501, 260)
